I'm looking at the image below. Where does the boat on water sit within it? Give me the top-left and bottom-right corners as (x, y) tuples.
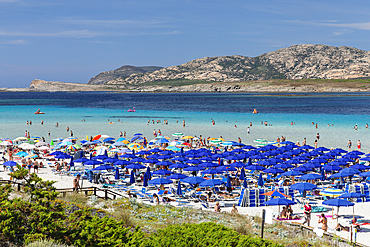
(35, 109), (45, 114)
(127, 107), (136, 112)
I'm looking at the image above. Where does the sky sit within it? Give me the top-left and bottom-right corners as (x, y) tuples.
(1, 0), (370, 87)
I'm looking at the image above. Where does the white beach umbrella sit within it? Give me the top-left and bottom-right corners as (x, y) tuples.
(35, 141), (48, 147)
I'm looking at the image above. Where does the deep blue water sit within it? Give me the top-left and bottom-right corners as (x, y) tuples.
(0, 92), (370, 115)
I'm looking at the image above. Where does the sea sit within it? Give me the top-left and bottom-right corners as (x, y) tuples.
(0, 92), (369, 152)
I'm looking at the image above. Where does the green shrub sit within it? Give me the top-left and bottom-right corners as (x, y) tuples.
(142, 222), (282, 247)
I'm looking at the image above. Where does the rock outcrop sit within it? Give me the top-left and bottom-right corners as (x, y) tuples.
(87, 65), (163, 85)
(102, 44), (370, 85)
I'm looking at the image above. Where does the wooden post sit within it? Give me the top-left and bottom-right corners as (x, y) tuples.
(17, 183), (21, 191)
(105, 189), (108, 200)
(261, 209), (265, 239)
(94, 187), (97, 196)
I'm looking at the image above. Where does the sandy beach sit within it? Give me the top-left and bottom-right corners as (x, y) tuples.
(1, 142), (370, 246)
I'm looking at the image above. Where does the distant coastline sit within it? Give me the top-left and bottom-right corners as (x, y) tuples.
(1, 79), (370, 93)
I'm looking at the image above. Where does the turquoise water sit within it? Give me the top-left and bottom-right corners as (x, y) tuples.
(0, 92), (369, 152)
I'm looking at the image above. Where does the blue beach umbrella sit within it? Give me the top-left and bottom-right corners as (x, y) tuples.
(126, 163), (146, 169)
(339, 192), (365, 199)
(181, 176), (206, 185)
(167, 173), (188, 180)
(291, 182), (317, 192)
(183, 166), (201, 172)
(145, 166), (151, 180)
(152, 169), (173, 176)
(93, 164), (114, 171)
(243, 179), (248, 188)
(3, 161), (17, 166)
(149, 177), (173, 185)
(199, 179), (224, 187)
(359, 171), (370, 177)
(84, 160), (103, 166)
(113, 160), (132, 166)
(129, 171), (135, 184)
(239, 168), (246, 180)
(264, 198), (296, 206)
(176, 180), (183, 196)
(245, 164), (265, 171)
(350, 164), (369, 170)
(257, 173), (264, 187)
(143, 173), (148, 187)
(226, 175), (232, 188)
(69, 157), (74, 167)
(281, 170), (304, 177)
(74, 157), (89, 163)
(114, 167), (120, 180)
(322, 198), (354, 221)
(263, 168), (284, 174)
(299, 173), (323, 180)
(169, 163), (189, 169)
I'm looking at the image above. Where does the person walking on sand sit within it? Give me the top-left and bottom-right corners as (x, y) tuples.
(73, 174), (81, 192)
(303, 202), (312, 226)
(247, 127), (250, 134)
(348, 140), (352, 150)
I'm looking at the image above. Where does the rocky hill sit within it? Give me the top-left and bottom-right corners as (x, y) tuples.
(87, 65), (163, 85)
(99, 44), (370, 85)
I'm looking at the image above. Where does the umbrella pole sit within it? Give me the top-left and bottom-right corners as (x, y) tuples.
(337, 207), (339, 225)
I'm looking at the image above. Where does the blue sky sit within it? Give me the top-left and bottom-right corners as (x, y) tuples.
(1, 0), (370, 87)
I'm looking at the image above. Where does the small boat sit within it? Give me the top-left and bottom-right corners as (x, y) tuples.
(127, 107), (136, 112)
(253, 109), (258, 114)
(34, 111), (45, 114)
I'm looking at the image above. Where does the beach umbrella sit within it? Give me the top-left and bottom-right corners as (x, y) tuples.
(274, 163), (294, 169)
(257, 173), (264, 187)
(322, 198), (355, 222)
(104, 158), (119, 163)
(172, 132), (184, 137)
(167, 173), (188, 180)
(148, 177), (173, 185)
(152, 169), (173, 176)
(201, 169), (221, 175)
(264, 198), (296, 206)
(226, 174), (232, 188)
(92, 154), (109, 160)
(3, 161), (17, 166)
(113, 160), (132, 166)
(350, 164), (369, 170)
(112, 142), (126, 147)
(155, 138), (170, 145)
(230, 162), (245, 168)
(339, 192), (365, 199)
(323, 165), (342, 172)
(181, 176), (206, 185)
(93, 164), (114, 171)
(126, 163), (146, 169)
(145, 166), (151, 180)
(299, 173), (323, 180)
(169, 163), (189, 169)
(358, 171), (370, 177)
(263, 168), (284, 174)
(183, 166), (201, 172)
(144, 159), (160, 164)
(199, 179), (224, 187)
(143, 173), (148, 187)
(129, 171), (135, 184)
(245, 164), (265, 171)
(156, 161), (173, 166)
(15, 151), (28, 157)
(329, 171), (354, 179)
(281, 170), (303, 177)
(243, 179), (248, 188)
(115, 167), (120, 180)
(69, 157), (74, 167)
(176, 180), (183, 196)
(261, 190), (288, 198)
(291, 182), (317, 192)
(239, 168), (246, 180)
(131, 157), (146, 163)
(320, 188), (345, 198)
(84, 160), (103, 166)
(55, 153), (72, 159)
(340, 168), (361, 175)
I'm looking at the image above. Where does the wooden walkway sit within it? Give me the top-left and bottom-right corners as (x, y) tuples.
(0, 179), (124, 200)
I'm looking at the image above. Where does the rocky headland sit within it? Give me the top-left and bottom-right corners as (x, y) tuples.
(3, 44), (370, 93)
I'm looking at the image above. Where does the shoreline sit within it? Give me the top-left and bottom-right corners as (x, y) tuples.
(3, 79), (370, 93)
